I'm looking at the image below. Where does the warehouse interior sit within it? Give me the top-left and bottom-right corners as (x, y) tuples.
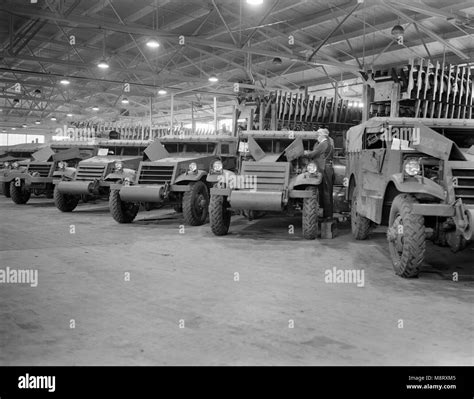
(0, 0), (473, 367)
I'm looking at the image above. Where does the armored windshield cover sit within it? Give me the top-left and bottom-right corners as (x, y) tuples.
(32, 146), (55, 162)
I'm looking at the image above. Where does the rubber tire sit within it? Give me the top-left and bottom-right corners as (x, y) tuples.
(109, 189), (139, 223)
(54, 185), (79, 212)
(10, 180), (31, 204)
(2, 182), (11, 198)
(209, 194), (231, 236)
(302, 187), (319, 240)
(183, 181), (209, 226)
(351, 187), (371, 240)
(387, 194), (425, 278)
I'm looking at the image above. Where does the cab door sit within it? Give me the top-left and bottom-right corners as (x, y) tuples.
(359, 128), (387, 221)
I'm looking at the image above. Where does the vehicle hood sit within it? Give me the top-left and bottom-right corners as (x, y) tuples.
(79, 155), (142, 164)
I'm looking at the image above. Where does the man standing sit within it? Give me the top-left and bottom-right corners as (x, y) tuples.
(304, 128), (335, 220)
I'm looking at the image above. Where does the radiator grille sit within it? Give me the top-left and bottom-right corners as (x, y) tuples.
(138, 164), (174, 184)
(27, 163), (53, 177)
(75, 164), (106, 181)
(240, 162), (289, 191)
(452, 168), (474, 205)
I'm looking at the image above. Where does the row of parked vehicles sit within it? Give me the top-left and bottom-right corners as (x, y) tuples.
(1, 117), (473, 278)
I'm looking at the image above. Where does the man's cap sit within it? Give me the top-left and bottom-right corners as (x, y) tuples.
(316, 128), (329, 136)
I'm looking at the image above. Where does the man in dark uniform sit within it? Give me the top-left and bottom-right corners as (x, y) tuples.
(304, 128), (335, 220)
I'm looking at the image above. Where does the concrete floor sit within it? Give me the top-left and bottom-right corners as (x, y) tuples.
(0, 195), (473, 366)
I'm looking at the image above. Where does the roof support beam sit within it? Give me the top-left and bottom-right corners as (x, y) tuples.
(307, 2), (361, 62)
(211, 0), (239, 46)
(382, 1), (469, 60)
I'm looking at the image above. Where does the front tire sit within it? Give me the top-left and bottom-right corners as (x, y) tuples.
(183, 181), (209, 226)
(387, 194), (425, 278)
(10, 180), (31, 204)
(209, 194), (231, 236)
(54, 186), (79, 212)
(109, 189), (139, 223)
(351, 186), (371, 240)
(2, 182), (11, 198)
(302, 187), (319, 240)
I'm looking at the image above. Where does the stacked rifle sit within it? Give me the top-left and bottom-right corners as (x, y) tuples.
(369, 59), (473, 119)
(240, 91), (362, 131)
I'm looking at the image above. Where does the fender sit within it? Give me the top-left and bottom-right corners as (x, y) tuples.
(2, 170), (28, 183)
(174, 170), (207, 184)
(207, 169), (235, 185)
(390, 173), (446, 201)
(290, 172), (323, 190)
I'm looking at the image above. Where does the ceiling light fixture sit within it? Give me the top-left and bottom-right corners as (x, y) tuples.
(121, 97), (129, 104)
(60, 78), (70, 85)
(391, 24), (404, 37)
(66, 113), (73, 117)
(272, 57), (282, 65)
(158, 88), (167, 95)
(12, 127), (16, 130)
(50, 116), (57, 121)
(22, 124), (27, 128)
(97, 59), (109, 69)
(246, 0), (263, 5)
(146, 39), (160, 49)
(35, 120), (41, 124)
(92, 106), (99, 111)
(208, 75), (218, 83)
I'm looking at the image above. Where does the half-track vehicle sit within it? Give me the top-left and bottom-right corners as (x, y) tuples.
(0, 143), (45, 197)
(54, 140), (149, 212)
(6, 142), (98, 205)
(209, 130), (347, 239)
(346, 117), (474, 277)
(109, 135), (237, 225)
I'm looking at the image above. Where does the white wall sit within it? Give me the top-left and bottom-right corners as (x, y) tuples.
(0, 134), (45, 146)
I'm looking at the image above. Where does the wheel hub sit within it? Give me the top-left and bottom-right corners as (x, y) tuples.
(390, 215), (404, 254)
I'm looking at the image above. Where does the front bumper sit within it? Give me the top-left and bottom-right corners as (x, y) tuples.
(119, 184), (166, 202)
(56, 180), (95, 195)
(412, 203), (455, 217)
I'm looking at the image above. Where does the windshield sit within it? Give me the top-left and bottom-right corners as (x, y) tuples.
(103, 146), (145, 156)
(431, 127), (474, 149)
(163, 142), (216, 155)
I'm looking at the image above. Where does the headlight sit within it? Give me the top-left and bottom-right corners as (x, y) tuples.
(404, 159), (420, 176)
(58, 161), (67, 169)
(307, 162), (318, 174)
(212, 160), (223, 173)
(3, 161), (10, 168)
(115, 162), (123, 172)
(188, 162), (197, 173)
(12, 161), (19, 169)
